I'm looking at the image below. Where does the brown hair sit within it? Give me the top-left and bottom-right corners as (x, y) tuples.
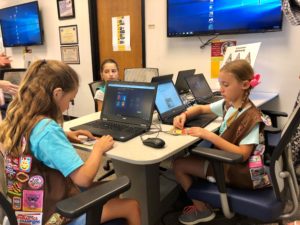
(100, 58), (119, 73)
(221, 59), (254, 84)
(0, 60), (79, 156)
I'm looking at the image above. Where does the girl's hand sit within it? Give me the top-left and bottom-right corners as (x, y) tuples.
(173, 113), (186, 130)
(186, 127), (208, 138)
(66, 129), (95, 143)
(0, 80), (19, 95)
(93, 135), (114, 153)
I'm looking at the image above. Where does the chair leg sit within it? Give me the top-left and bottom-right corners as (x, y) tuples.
(97, 169), (115, 181)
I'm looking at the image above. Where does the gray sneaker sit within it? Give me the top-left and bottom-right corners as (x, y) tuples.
(178, 205), (216, 225)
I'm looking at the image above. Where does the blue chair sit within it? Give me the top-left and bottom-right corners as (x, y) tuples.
(186, 105), (300, 223)
(0, 176), (129, 225)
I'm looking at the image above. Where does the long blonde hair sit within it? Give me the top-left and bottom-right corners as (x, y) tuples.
(0, 60), (79, 157)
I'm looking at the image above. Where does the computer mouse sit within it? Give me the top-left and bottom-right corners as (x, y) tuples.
(142, 138), (165, 149)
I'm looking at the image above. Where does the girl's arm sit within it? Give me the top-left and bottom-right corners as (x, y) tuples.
(97, 100), (103, 112)
(69, 135), (114, 187)
(188, 127), (253, 161)
(173, 104), (212, 129)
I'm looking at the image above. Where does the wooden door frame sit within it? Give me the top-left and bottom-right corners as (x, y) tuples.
(88, 0), (146, 81)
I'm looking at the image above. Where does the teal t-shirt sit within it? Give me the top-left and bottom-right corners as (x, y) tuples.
(210, 99), (259, 145)
(94, 84), (106, 101)
(29, 119), (84, 177)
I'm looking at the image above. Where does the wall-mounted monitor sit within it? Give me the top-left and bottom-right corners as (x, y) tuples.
(167, 0), (283, 37)
(0, 1), (43, 47)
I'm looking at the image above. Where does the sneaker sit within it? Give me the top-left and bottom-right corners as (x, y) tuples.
(178, 205), (216, 225)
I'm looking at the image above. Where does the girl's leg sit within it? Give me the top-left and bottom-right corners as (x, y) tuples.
(101, 198), (141, 225)
(173, 156), (208, 210)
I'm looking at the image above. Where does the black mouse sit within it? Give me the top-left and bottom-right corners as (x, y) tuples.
(142, 138), (165, 149)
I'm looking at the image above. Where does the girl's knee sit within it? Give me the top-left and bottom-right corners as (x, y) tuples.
(173, 157), (186, 172)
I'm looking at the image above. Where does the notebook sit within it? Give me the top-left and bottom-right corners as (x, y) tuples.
(70, 81), (157, 142)
(152, 77), (217, 127)
(175, 69), (196, 94)
(186, 74), (223, 104)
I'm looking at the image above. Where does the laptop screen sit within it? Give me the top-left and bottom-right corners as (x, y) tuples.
(156, 81), (183, 114)
(175, 69), (195, 94)
(186, 74), (214, 100)
(101, 82), (157, 125)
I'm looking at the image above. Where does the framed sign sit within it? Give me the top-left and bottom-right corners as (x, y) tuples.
(61, 45), (80, 64)
(59, 25), (78, 45)
(57, 0), (75, 20)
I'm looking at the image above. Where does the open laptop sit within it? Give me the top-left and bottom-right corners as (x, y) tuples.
(175, 69), (196, 94)
(151, 77), (217, 127)
(151, 74), (173, 83)
(186, 74), (223, 104)
(70, 81), (157, 142)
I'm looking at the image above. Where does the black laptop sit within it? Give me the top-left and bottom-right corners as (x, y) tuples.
(151, 74), (173, 83)
(186, 74), (223, 104)
(70, 81), (157, 142)
(175, 69), (196, 94)
(151, 77), (217, 127)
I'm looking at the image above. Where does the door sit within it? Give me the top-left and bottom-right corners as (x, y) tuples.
(96, 0), (145, 80)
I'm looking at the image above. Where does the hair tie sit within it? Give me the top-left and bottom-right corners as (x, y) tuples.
(250, 74), (261, 88)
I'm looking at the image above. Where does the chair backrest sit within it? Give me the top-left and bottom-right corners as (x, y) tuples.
(88, 81), (103, 97)
(88, 81), (103, 111)
(124, 68), (159, 82)
(270, 104), (300, 200)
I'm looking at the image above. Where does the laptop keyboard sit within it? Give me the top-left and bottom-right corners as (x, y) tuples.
(88, 120), (144, 132)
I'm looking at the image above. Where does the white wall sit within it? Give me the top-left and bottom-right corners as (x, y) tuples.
(2, 0), (299, 123)
(145, 0), (300, 125)
(0, 0), (94, 117)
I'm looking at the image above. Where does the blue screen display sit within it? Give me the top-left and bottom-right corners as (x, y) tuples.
(167, 0), (282, 37)
(156, 82), (183, 114)
(0, 1), (43, 47)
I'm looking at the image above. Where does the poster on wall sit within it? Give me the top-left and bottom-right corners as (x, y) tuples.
(221, 42), (261, 68)
(112, 16), (131, 51)
(211, 40), (236, 79)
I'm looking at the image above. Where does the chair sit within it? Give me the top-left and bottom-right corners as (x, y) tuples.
(88, 81), (103, 112)
(124, 68), (159, 82)
(186, 105), (300, 223)
(0, 176), (130, 225)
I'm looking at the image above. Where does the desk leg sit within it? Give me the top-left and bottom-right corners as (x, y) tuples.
(112, 160), (160, 225)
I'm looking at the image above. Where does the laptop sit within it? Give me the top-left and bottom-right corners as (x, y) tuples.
(175, 69), (196, 94)
(151, 77), (217, 127)
(151, 74), (173, 83)
(70, 81), (157, 142)
(186, 74), (223, 104)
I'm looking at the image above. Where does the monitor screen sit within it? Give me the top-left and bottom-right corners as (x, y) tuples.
(167, 0), (282, 37)
(0, 1), (43, 47)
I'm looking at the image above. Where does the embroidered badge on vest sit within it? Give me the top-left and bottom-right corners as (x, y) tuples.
(248, 144), (271, 189)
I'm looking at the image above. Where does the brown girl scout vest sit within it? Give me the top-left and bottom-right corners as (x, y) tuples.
(4, 151), (80, 224)
(207, 101), (268, 189)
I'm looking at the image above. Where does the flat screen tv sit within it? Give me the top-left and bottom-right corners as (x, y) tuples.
(167, 0), (283, 37)
(0, 1), (43, 47)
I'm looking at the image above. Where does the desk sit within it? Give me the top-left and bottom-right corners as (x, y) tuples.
(64, 91), (278, 225)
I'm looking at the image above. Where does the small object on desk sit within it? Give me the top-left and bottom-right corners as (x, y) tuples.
(78, 135), (96, 145)
(168, 127), (187, 135)
(142, 138), (165, 149)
